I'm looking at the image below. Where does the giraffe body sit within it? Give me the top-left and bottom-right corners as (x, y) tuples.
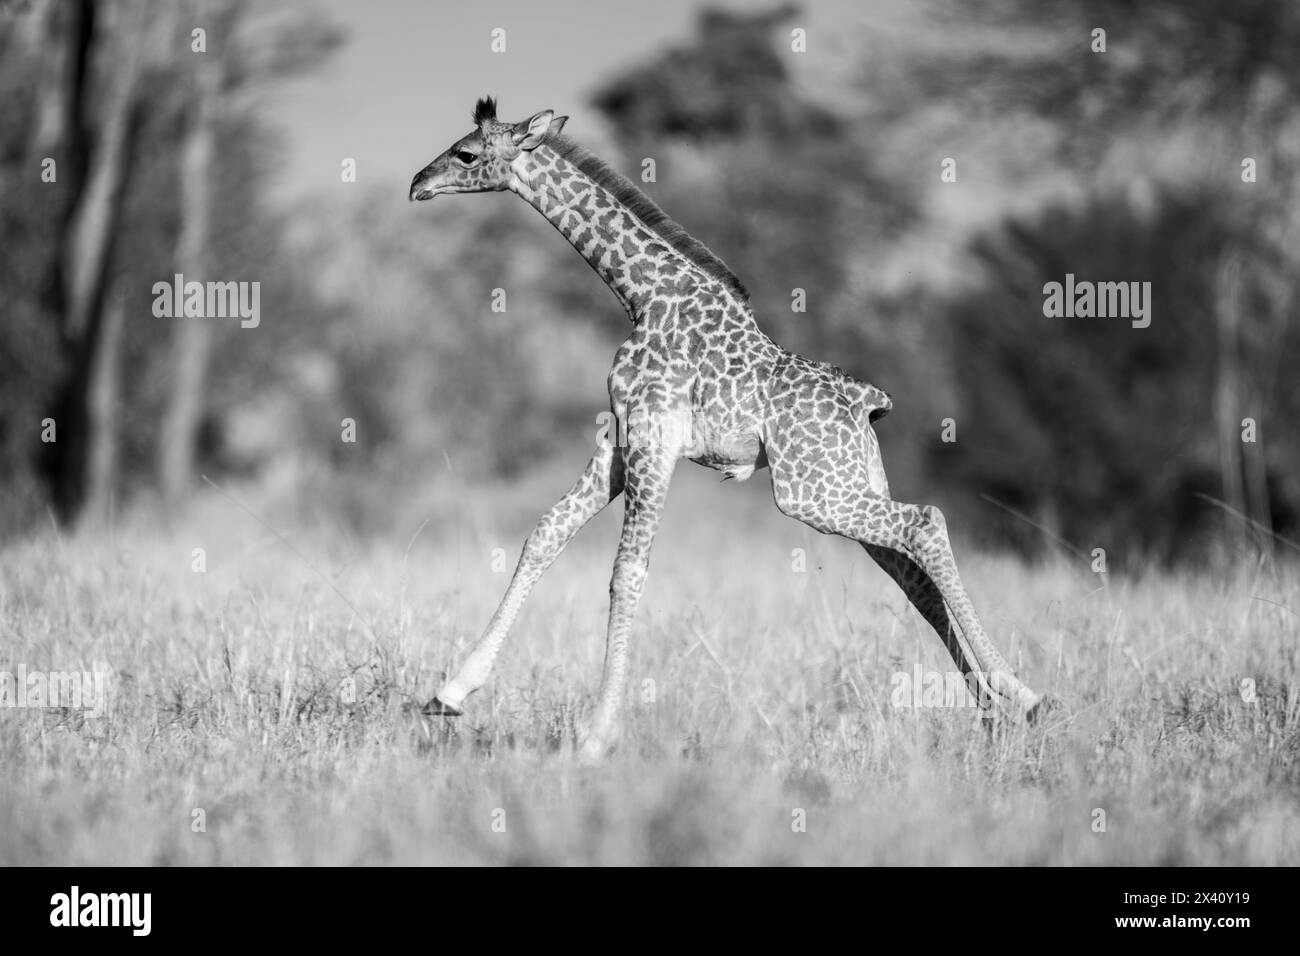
(410, 98), (1053, 758)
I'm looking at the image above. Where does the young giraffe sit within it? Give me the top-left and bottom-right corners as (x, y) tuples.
(410, 97), (1054, 759)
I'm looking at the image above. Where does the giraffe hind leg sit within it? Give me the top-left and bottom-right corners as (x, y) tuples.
(855, 501), (1044, 714)
(854, 421), (1009, 713)
(865, 544), (999, 715)
(766, 423), (1047, 718)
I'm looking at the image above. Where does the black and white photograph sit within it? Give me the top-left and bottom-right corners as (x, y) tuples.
(0, 0), (1293, 900)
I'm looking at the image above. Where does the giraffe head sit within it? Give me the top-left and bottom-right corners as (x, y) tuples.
(409, 96), (568, 201)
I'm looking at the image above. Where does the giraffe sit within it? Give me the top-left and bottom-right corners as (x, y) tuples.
(409, 97), (1055, 760)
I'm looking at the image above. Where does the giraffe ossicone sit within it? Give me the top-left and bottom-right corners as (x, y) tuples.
(410, 97), (1056, 759)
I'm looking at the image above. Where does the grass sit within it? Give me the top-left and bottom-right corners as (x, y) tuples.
(1, 465), (1297, 865)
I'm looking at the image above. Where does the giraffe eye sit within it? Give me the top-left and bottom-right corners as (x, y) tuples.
(455, 150), (477, 165)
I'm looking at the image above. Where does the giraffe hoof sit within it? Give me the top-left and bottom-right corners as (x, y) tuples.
(421, 696), (463, 717)
(1026, 695), (1062, 725)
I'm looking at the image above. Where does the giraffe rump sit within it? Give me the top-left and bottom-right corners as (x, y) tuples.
(543, 133), (750, 302)
(846, 376), (892, 423)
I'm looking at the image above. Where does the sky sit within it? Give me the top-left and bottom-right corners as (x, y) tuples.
(269, 0), (732, 198)
(264, 0), (864, 199)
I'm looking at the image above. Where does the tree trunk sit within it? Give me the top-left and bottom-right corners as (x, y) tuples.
(1214, 249), (1250, 558)
(158, 45), (222, 506)
(81, 279), (128, 526)
(44, 0), (145, 524)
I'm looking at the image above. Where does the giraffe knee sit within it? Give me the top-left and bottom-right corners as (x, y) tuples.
(608, 560), (647, 599)
(902, 504), (950, 554)
(921, 505), (947, 532)
(523, 517), (564, 563)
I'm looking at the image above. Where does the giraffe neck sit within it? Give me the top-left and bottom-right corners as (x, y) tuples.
(510, 142), (736, 323)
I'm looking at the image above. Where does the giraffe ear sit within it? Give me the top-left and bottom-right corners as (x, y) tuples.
(514, 109), (558, 150)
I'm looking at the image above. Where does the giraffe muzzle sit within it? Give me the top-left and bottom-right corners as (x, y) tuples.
(409, 165), (445, 201)
(409, 179), (439, 202)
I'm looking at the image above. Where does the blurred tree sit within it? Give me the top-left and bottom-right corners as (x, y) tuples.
(25, 0), (176, 526)
(913, 0), (1300, 563)
(157, 0), (340, 507)
(934, 191), (1297, 565)
(589, 3), (916, 360)
(594, 4), (838, 142)
(0, 0), (339, 530)
(156, 1), (230, 509)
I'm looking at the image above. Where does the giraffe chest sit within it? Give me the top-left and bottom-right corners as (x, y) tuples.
(607, 296), (774, 479)
(607, 343), (766, 477)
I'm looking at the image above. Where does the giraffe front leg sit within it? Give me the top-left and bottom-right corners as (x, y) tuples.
(578, 436), (678, 761)
(424, 441), (624, 716)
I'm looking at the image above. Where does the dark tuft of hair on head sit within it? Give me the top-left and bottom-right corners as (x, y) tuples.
(473, 96), (498, 125)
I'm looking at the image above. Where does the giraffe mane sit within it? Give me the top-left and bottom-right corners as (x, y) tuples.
(543, 133), (749, 302)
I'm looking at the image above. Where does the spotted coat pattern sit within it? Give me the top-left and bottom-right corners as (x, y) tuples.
(410, 100), (1052, 758)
